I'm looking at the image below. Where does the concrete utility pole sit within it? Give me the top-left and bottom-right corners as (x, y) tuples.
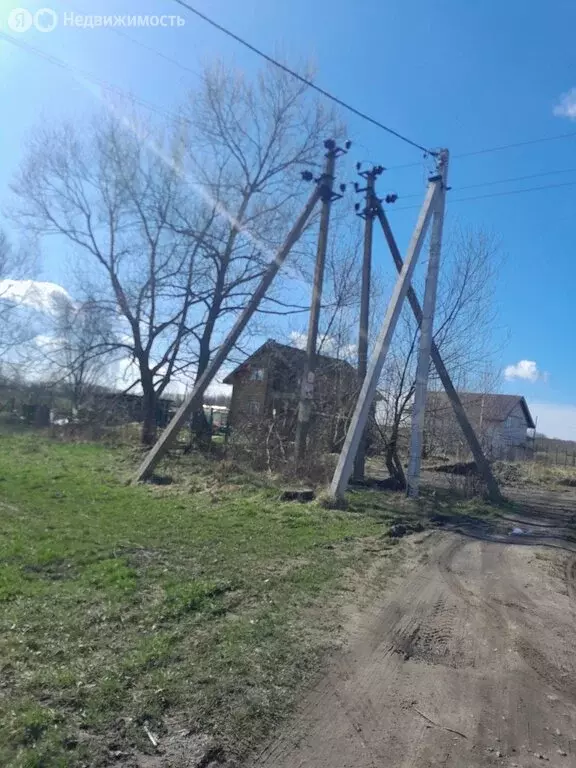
(330, 176), (440, 499)
(352, 165), (383, 481)
(294, 139), (346, 463)
(375, 200), (502, 503)
(406, 150), (449, 497)
(133, 182), (323, 483)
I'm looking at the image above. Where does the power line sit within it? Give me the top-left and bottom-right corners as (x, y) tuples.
(5, 31), (576, 213)
(456, 131), (576, 159)
(101, 26), (201, 78)
(457, 166), (576, 191)
(72, 0), (202, 79)
(450, 179), (576, 204)
(171, 0), (435, 156)
(399, 166), (576, 199)
(392, 178), (576, 211)
(389, 129), (576, 170)
(0, 31), (190, 127)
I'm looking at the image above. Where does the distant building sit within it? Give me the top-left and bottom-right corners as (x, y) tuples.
(89, 392), (174, 427)
(425, 392), (536, 459)
(203, 404), (229, 433)
(222, 339), (357, 450)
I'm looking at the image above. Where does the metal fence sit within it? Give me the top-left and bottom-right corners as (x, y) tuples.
(479, 439), (576, 467)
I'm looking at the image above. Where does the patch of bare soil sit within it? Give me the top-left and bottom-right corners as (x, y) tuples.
(247, 496), (576, 767)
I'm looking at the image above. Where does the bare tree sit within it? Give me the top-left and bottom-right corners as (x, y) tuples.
(173, 63), (339, 437)
(11, 63), (339, 444)
(374, 226), (501, 484)
(42, 294), (117, 411)
(11, 106), (222, 442)
(0, 229), (18, 360)
(0, 229), (39, 371)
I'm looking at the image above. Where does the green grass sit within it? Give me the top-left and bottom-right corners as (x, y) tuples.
(0, 434), (400, 767)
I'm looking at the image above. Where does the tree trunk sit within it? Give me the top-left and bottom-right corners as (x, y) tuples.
(141, 374), (157, 446)
(385, 418), (407, 490)
(189, 337), (212, 447)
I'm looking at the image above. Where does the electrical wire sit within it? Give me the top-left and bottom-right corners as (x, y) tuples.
(391, 178), (576, 211)
(450, 179), (576, 204)
(389, 129), (576, 170)
(4, 31), (576, 213)
(456, 166), (576, 191)
(456, 131), (576, 159)
(97, 26), (201, 78)
(171, 0), (435, 156)
(398, 166), (576, 199)
(71, 0), (202, 80)
(0, 31), (191, 127)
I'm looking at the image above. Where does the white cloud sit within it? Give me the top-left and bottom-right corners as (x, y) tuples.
(0, 279), (71, 313)
(503, 359), (545, 383)
(288, 330), (356, 360)
(289, 331), (307, 350)
(34, 334), (61, 350)
(528, 402), (576, 441)
(553, 88), (576, 119)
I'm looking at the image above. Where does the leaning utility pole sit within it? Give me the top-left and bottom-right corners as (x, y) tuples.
(375, 197), (502, 503)
(352, 164), (383, 481)
(132, 177), (325, 483)
(406, 150), (449, 497)
(294, 139), (347, 463)
(330, 174), (440, 499)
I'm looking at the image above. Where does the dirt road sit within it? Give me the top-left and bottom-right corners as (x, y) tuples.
(250, 501), (576, 767)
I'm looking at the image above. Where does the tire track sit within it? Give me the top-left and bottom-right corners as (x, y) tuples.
(514, 636), (576, 702)
(436, 537), (502, 620)
(249, 532), (576, 767)
(439, 537), (576, 702)
(565, 553), (576, 600)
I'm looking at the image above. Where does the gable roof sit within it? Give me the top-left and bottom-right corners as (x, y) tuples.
(426, 391), (535, 429)
(222, 339), (355, 384)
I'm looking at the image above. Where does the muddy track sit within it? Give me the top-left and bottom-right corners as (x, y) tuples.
(566, 555), (576, 600)
(440, 538), (576, 705)
(248, 531), (576, 767)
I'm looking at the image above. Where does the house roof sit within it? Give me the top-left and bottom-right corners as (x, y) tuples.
(426, 391), (536, 429)
(222, 339), (356, 384)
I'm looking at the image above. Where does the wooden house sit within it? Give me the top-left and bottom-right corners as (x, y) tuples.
(424, 391), (536, 459)
(222, 339), (358, 449)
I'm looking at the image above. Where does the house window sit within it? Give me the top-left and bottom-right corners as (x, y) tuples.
(249, 367), (265, 381)
(504, 416), (513, 429)
(248, 400), (261, 415)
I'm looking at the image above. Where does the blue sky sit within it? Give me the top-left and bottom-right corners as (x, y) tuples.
(0, 0), (575, 437)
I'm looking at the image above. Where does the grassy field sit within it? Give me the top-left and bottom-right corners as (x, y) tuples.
(0, 433), (416, 767)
